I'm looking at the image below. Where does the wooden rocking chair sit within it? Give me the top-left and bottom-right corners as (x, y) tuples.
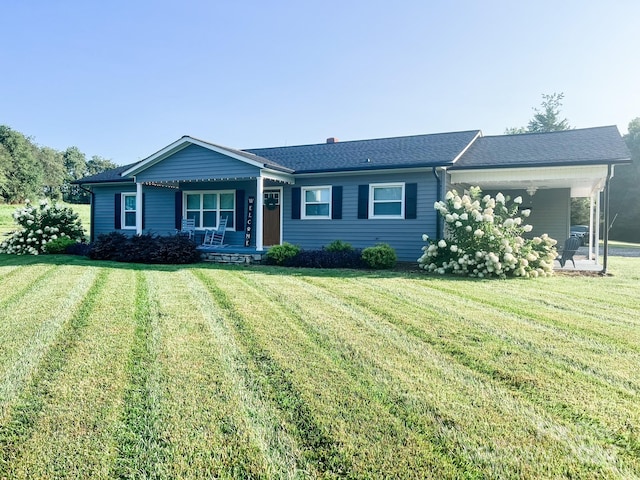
(176, 218), (196, 239)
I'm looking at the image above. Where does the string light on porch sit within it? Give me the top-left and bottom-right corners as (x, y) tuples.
(526, 186), (538, 196)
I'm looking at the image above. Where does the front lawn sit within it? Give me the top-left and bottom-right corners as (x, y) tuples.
(1, 255), (639, 478)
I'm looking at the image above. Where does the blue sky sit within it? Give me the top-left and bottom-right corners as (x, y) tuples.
(1, 0), (638, 165)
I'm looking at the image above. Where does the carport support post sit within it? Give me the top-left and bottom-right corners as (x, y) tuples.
(255, 175), (264, 251)
(602, 164), (612, 275)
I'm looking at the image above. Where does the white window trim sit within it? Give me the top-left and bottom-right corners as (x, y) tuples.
(183, 190), (236, 231)
(122, 193), (137, 229)
(301, 185), (332, 220)
(369, 182), (405, 219)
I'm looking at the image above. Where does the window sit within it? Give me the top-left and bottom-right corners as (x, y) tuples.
(369, 183), (404, 218)
(122, 193), (137, 229)
(184, 191), (235, 229)
(302, 186), (331, 219)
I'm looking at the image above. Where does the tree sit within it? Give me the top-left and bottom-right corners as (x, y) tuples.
(505, 93), (571, 134)
(39, 147), (65, 200)
(526, 93), (570, 133)
(609, 118), (640, 242)
(0, 125), (44, 203)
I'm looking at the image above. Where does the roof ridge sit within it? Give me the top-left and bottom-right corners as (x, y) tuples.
(482, 125), (618, 140)
(244, 129), (482, 152)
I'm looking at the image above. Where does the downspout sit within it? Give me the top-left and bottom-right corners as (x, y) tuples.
(77, 184), (95, 243)
(601, 164), (612, 275)
(432, 167), (442, 239)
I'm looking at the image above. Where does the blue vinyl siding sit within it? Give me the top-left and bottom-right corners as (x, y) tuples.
(282, 171), (438, 261)
(92, 184), (137, 238)
(136, 144), (260, 182)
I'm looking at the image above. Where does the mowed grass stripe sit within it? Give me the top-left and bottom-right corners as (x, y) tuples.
(186, 269), (307, 479)
(302, 274), (640, 474)
(384, 277), (640, 396)
(0, 268), (112, 477)
(193, 269), (353, 478)
(234, 271), (488, 478)
(246, 271), (626, 478)
(5, 267), (138, 479)
(199, 268), (473, 479)
(0, 266), (100, 420)
(0, 264), (58, 311)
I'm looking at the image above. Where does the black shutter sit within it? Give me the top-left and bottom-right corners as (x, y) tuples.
(141, 193), (146, 230)
(236, 189), (245, 231)
(174, 191), (183, 229)
(114, 193), (121, 229)
(331, 186), (342, 219)
(405, 183), (417, 219)
(291, 187), (301, 219)
(357, 185), (369, 219)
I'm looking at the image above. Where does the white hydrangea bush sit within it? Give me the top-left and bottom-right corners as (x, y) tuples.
(0, 199), (86, 255)
(418, 187), (558, 278)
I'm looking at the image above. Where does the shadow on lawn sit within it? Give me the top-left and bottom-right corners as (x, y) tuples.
(0, 253), (469, 281)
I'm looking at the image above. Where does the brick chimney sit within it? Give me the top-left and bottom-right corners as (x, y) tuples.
(326, 137), (338, 144)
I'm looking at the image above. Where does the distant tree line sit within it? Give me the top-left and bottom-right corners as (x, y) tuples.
(0, 125), (116, 204)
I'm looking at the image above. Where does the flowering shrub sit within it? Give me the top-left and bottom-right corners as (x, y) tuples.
(0, 199), (86, 255)
(418, 187), (557, 278)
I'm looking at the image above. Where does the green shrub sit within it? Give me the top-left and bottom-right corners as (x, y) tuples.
(362, 243), (397, 269)
(43, 236), (77, 254)
(0, 199), (86, 255)
(264, 242), (301, 265)
(325, 240), (354, 252)
(89, 232), (201, 264)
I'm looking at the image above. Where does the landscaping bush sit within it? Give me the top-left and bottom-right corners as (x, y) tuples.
(286, 248), (365, 268)
(264, 242), (301, 265)
(325, 240), (354, 252)
(361, 243), (397, 269)
(154, 235), (203, 264)
(88, 233), (201, 264)
(65, 242), (92, 256)
(0, 199), (86, 255)
(89, 232), (129, 261)
(418, 187), (558, 278)
(43, 236), (77, 254)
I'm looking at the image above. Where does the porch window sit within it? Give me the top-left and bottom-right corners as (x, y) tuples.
(302, 186), (331, 219)
(369, 183), (405, 218)
(122, 193), (137, 229)
(184, 191), (235, 229)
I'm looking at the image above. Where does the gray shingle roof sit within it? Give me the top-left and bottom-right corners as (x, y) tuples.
(245, 130), (481, 173)
(75, 126), (630, 184)
(73, 163), (137, 184)
(451, 126), (630, 170)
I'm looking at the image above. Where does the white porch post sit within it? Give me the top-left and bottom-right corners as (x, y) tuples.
(136, 182), (143, 235)
(594, 191), (601, 265)
(588, 193), (595, 261)
(255, 175), (264, 251)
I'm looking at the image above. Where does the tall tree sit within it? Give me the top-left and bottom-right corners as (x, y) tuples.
(505, 92), (570, 134)
(0, 125), (44, 203)
(39, 146), (65, 200)
(609, 118), (640, 242)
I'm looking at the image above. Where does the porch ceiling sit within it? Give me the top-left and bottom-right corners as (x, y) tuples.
(448, 164), (610, 197)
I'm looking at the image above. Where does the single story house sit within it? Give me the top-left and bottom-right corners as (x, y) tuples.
(76, 126), (631, 262)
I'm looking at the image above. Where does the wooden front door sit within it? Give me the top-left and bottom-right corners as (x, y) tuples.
(262, 190), (281, 246)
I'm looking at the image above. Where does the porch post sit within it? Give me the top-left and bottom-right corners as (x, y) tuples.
(136, 181), (143, 235)
(255, 175), (264, 251)
(595, 190), (601, 265)
(588, 193), (594, 260)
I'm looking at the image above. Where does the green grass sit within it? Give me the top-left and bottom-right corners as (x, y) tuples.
(1, 255), (639, 478)
(0, 202), (90, 236)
